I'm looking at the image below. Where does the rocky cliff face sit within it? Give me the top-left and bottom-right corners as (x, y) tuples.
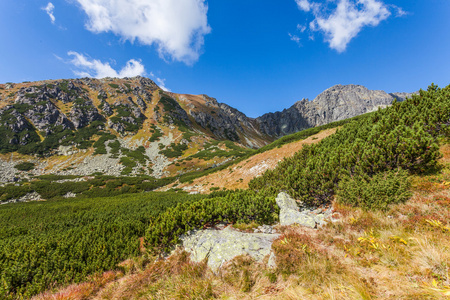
(256, 84), (416, 137)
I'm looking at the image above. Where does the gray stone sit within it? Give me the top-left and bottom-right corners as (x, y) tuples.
(181, 226), (279, 271)
(279, 210), (316, 228)
(275, 192), (299, 211)
(276, 192), (316, 228)
(267, 252), (277, 269)
(314, 213), (326, 225)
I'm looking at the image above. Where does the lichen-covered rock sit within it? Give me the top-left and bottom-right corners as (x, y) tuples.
(4, 191), (43, 204)
(0, 106), (38, 146)
(275, 192), (326, 228)
(69, 99), (104, 129)
(279, 210), (316, 228)
(99, 100), (113, 116)
(275, 192), (300, 211)
(181, 226), (279, 271)
(15, 87), (73, 135)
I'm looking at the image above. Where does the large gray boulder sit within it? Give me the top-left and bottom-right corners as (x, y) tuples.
(180, 226), (279, 271)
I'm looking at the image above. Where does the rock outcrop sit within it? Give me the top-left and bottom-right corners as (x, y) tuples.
(276, 192), (332, 228)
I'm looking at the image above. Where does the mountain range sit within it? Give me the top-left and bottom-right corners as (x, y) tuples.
(0, 77), (415, 181)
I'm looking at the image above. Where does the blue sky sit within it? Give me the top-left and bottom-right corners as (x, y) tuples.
(0, 0), (449, 117)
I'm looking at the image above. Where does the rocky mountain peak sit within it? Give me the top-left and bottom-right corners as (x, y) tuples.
(256, 84), (416, 137)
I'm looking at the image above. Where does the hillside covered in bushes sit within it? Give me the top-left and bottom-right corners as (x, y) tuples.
(147, 84), (450, 250)
(1, 84), (449, 299)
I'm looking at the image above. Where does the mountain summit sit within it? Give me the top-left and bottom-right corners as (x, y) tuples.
(256, 84), (416, 137)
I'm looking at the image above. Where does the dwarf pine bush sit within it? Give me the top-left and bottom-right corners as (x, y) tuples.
(336, 169), (412, 210)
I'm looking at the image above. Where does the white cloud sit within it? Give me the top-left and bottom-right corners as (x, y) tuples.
(295, 0), (312, 12)
(393, 5), (408, 17)
(66, 52), (170, 90)
(295, 0), (396, 52)
(43, 2), (55, 24)
(289, 33), (301, 47)
(297, 24), (307, 33)
(74, 0), (211, 64)
(67, 51), (145, 78)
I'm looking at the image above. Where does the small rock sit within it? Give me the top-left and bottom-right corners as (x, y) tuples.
(279, 210), (316, 228)
(267, 251), (277, 269)
(63, 192), (77, 198)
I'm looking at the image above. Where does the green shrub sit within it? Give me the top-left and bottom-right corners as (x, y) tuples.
(160, 143), (188, 158)
(336, 169), (412, 210)
(145, 189), (279, 252)
(120, 157), (136, 175)
(14, 162), (35, 171)
(93, 133), (116, 155)
(149, 125), (163, 142)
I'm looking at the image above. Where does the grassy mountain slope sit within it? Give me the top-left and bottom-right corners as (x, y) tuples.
(162, 128), (337, 193)
(35, 151), (450, 299)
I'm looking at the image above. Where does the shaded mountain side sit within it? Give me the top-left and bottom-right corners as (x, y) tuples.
(256, 84), (417, 137)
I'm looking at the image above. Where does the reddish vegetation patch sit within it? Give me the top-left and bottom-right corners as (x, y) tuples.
(173, 128), (337, 193)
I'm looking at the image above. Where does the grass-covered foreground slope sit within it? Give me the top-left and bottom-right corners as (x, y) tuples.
(0, 192), (206, 299)
(2, 84), (450, 299)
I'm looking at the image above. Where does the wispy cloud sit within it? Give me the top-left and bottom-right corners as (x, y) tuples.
(74, 0), (211, 65)
(42, 2), (55, 24)
(67, 51), (145, 78)
(295, 0), (313, 12)
(297, 24), (307, 33)
(294, 0), (401, 52)
(392, 5), (408, 17)
(289, 33), (301, 47)
(151, 74), (171, 92)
